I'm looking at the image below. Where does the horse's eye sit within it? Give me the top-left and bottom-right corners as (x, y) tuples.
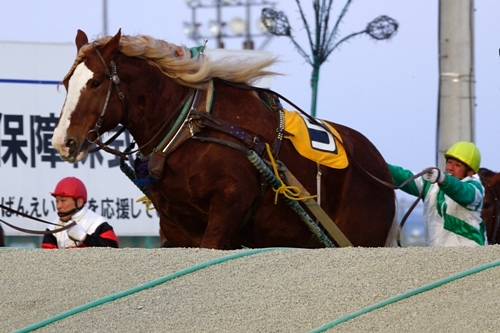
(483, 202), (491, 209)
(90, 81), (101, 89)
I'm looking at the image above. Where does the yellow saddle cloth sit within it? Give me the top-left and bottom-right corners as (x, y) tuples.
(283, 109), (348, 169)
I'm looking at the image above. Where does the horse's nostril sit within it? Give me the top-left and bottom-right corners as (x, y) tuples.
(65, 139), (78, 155)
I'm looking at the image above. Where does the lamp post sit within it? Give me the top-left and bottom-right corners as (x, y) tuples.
(261, 2), (398, 117)
(183, 0), (275, 50)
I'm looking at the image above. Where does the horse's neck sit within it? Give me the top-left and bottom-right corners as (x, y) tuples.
(490, 173), (500, 193)
(122, 75), (191, 152)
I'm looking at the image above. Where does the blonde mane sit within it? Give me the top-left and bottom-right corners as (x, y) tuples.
(65, 34), (279, 89)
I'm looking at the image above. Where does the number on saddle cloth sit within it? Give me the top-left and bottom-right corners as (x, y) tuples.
(283, 109), (348, 169)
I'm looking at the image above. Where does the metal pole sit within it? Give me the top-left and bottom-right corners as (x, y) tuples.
(243, 0), (254, 49)
(216, 0), (223, 48)
(436, 0), (475, 169)
(102, 0), (108, 36)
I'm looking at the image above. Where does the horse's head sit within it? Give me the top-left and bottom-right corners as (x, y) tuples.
(53, 28), (279, 163)
(478, 168), (500, 244)
(52, 29), (124, 163)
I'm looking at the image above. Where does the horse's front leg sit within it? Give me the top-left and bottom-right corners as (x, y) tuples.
(200, 189), (250, 249)
(159, 216), (202, 248)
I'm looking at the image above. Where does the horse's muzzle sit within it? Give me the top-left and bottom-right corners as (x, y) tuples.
(64, 138), (89, 163)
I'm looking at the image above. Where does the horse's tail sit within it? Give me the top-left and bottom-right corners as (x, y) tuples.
(384, 198), (399, 247)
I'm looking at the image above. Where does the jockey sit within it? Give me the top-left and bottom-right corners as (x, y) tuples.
(41, 177), (119, 249)
(388, 141), (486, 247)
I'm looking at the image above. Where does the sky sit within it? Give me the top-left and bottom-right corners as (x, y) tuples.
(0, 0), (499, 202)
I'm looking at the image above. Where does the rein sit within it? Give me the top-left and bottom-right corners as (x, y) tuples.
(222, 81), (400, 188)
(0, 203), (76, 235)
(89, 126), (125, 153)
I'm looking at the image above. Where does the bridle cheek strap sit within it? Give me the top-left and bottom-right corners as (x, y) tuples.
(87, 42), (126, 144)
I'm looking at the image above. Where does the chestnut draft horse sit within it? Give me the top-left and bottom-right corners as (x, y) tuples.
(478, 168), (500, 244)
(51, 29), (398, 249)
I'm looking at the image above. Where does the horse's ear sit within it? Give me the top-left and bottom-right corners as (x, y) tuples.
(75, 29), (89, 51)
(100, 29), (121, 60)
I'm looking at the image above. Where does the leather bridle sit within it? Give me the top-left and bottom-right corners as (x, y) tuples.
(84, 43), (196, 160)
(87, 42), (126, 146)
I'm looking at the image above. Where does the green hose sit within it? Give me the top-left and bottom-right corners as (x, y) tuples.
(14, 251), (500, 332)
(14, 247), (289, 333)
(308, 258), (500, 332)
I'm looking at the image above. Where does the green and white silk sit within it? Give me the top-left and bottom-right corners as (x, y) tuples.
(388, 164), (486, 247)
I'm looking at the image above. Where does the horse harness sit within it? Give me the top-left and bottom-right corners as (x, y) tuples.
(101, 73), (352, 247)
(86, 44), (404, 248)
(88, 44), (339, 245)
(143, 79), (288, 224)
(144, 80), (286, 180)
(87, 43), (297, 233)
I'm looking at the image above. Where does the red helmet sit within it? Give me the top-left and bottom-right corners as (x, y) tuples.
(51, 177), (87, 203)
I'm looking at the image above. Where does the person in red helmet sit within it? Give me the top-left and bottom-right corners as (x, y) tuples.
(41, 177), (118, 249)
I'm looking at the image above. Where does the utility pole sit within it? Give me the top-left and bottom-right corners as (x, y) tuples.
(437, 0), (475, 169)
(103, 0), (108, 36)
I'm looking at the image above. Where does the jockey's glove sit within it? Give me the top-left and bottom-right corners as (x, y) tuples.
(67, 222), (87, 242)
(423, 167), (446, 184)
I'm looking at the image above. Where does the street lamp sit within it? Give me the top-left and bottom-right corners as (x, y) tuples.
(183, 0), (276, 50)
(261, 5), (398, 117)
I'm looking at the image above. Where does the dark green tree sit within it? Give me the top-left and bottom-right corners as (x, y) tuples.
(262, 0), (398, 117)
